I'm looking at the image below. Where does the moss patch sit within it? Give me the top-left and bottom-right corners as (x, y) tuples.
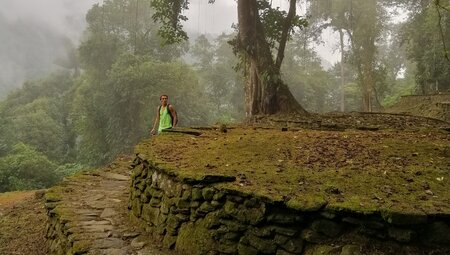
(137, 126), (450, 215)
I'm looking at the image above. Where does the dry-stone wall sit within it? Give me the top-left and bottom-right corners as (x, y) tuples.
(130, 155), (450, 255)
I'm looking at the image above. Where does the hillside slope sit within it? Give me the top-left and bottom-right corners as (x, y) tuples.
(385, 94), (450, 122)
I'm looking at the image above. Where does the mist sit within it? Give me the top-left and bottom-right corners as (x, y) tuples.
(0, 0), (101, 98)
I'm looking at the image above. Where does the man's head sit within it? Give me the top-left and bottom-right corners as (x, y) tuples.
(160, 94), (168, 106)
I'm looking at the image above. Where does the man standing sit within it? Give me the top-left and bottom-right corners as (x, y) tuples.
(150, 94), (177, 135)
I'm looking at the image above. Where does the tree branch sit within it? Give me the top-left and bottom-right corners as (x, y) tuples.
(276, 0), (297, 70)
(435, 0), (450, 12)
(435, 0), (450, 61)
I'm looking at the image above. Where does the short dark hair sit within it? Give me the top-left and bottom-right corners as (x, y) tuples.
(160, 94), (168, 100)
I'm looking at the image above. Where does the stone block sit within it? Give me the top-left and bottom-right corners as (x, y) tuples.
(156, 223), (167, 235)
(202, 187), (216, 201)
(227, 195), (244, 203)
(160, 199), (172, 215)
(166, 215), (182, 235)
(421, 221), (450, 245)
(311, 220), (342, 237)
(211, 200), (223, 208)
(131, 198), (142, 217)
(320, 211), (336, 219)
(222, 232), (241, 241)
(340, 245), (361, 255)
(176, 221), (216, 255)
(249, 226), (273, 237)
(163, 235), (177, 249)
(197, 202), (216, 215)
(271, 226), (297, 236)
(388, 227), (416, 243)
(358, 227), (386, 239)
(141, 167), (148, 178)
(133, 165), (143, 177)
(157, 213), (168, 225)
(202, 212), (222, 229)
(141, 203), (160, 225)
(238, 243), (259, 255)
(213, 191), (226, 201)
(247, 234), (277, 254)
(190, 201), (201, 209)
(192, 188), (203, 201)
(181, 189), (192, 201)
(235, 204), (266, 225)
(219, 219), (248, 232)
(176, 198), (191, 210)
(276, 249), (296, 255)
(224, 200), (238, 215)
(136, 181), (145, 191)
(175, 213), (190, 223)
(244, 198), (260, 208)
(218, 241), (238, 254)
(301, 229), (328, 244)
(150, 189), (164, 198)
(381, 210), (427, 226)
(280, 237), (304, 254)
(303, 244), (340, 255)
(267, 213), (303, 224)
(274, 234), (289, 245)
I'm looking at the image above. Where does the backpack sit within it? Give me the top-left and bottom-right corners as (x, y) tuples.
(158, 104), (177, 126)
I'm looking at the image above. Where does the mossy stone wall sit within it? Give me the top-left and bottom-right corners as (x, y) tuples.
(130, 155), (450, 255)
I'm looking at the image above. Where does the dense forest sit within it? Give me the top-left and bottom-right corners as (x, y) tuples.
(0, 0), (448, 192)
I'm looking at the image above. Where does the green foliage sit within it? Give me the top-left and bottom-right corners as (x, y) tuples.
(10, 98), (65, 161)
(0, 143), (59, 192)
(190, 34), (244, 121)
(258, 1), (308, 49)
(0, 72), (76, 163)
(151, 0), (189, 44)
(55, 163), (88, 178)
(71, 53), (206, 165)
(402, 1), (450, 94)
(79, 0), (187, 76)
(281, 35), (334, 113)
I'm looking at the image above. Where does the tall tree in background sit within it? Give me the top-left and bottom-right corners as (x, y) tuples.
(309, 0), (386, 112)
(190, 33), (244, 121)
(282, 33), (334, 113)
(151, 0), (308, 116)
(402, 0), (450, 94)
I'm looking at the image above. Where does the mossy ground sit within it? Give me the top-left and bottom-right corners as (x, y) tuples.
(137, 126), (450, 214)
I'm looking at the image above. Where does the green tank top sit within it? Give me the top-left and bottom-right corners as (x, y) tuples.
(158, 105), (172, 132)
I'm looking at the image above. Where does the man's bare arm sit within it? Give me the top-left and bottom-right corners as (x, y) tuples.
(150, 107), (160, 134)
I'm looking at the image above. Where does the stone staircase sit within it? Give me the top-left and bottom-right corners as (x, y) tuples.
(44, 156), (175, 255)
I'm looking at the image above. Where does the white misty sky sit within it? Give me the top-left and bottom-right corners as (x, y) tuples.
(0, 0), (339, 62)
(0, 0), (102, 41)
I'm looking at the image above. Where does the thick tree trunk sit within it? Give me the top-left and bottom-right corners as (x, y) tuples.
(339, 29), (345, 112)
(237, 0), (307, 117)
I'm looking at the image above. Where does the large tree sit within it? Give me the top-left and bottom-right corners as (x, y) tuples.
(309, 0), (387, 112)
(151, 0), (308, 116)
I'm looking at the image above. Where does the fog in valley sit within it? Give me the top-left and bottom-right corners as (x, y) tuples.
(0, 0), (102, 98)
